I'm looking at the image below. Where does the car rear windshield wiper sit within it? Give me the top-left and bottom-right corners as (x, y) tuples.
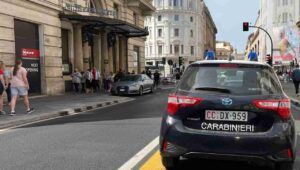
(194, 87), (231, 93)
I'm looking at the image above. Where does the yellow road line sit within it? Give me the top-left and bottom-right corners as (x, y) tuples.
(140, 151), (165, 170)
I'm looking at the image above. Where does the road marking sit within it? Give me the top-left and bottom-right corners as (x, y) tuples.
(0, 98), (135, 135)
(139, 151), (164, 170)
(118, 136), (159, 170)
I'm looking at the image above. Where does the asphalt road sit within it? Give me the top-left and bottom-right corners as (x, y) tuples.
(0, 89), (299, 170)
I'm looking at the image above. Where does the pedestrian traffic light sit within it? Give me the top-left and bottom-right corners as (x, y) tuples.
(162, 57), (166, 65)
(243, 22), (249, 31)
(179, 57), (184, 66)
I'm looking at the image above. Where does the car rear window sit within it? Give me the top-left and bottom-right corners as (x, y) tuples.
(178, 64), (283, 95)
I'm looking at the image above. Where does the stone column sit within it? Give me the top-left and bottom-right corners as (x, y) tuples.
(83, 42), (90, 71)
(119, 36), (127, 71)
(101, 31), (109, 73)
(73, 24), (83, 71)
(115, 36), (120, 72)
(108, 46), (113, 73)
(93, 34), (101, 71)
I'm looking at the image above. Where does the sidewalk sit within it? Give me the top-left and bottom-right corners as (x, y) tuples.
(0, 93), (133, 129)
(281, 81), (300, 105)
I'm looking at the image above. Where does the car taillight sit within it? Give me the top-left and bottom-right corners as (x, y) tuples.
(167, 95), (202, 115)
(253, 99), (291, 120)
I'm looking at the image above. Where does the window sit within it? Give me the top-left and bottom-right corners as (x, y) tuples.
(180, 0), (183, 6)
(150, 46), (153, 55)
(173, 0), (178, 6)
(158, 45), (163, 54)
(113, 3), (119, 18)
(174, 28), (179, 36)
(169, 0), (172, 6)
(178, 66), (282, 96)
(190, 30), (194, 37)
(146, 46), (148, 55)
(170, 45), (173, 54)
(158, 15), (162, 21)
(133, 13), (138, 25)
(157, 0), (163, 7)
(158, 28), (162, 37)
(190, 16), (194, 22)
(175, 45), (179, 54)
(191, 46), (194, 55)
(282, 0), (288, 5)
(174, 15), (179, 21)
(282, 13), (288, 23)
(181, 45), (184, 54)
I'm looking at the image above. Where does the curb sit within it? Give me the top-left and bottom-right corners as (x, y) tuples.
(291, 98), (300, 107)
(0, 98), (134, 130)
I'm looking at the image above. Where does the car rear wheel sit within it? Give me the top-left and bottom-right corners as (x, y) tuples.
(139, 87), (143, 96)
(275, 162), (294, 170)
(150, 85), (154, 93)
(162, 156), (179, 170)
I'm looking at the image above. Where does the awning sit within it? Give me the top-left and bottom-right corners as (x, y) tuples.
(59, 14), (149, 37)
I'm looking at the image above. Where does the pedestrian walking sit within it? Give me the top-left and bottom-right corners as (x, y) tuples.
(10, 60), (34, 116)
(153, 70), (160, 88)
(2, 61), (11, 106)
(71, 68), (82, 93)
(292, 65), (300, 97)
(92, 67), (101, 92)
(146, 69), (152, 79)
(0, 62), (6, 115)
(107, 72), (114, 92)
(84, 69), (93, 93)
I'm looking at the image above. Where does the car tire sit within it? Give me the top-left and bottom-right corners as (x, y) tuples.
(275, 162), (294, 170)
(162, 157), (179, 170)
(150, 86), (154, 93)
(139, 86), (143, 96)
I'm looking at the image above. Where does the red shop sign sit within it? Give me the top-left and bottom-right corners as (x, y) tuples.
(21, 48), (40, 58)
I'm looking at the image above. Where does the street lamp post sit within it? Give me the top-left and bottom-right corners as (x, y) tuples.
(249, 25), (274, 64)
(243, 22), (274, 65)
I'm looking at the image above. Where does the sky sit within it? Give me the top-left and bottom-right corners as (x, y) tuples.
(204, 0), (260, 52)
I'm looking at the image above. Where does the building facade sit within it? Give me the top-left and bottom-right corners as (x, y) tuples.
(0, 0), (155, 95)
(144, 0), (217, 76)
(215, 41), (234, 60)
(248, 0), (300, 65)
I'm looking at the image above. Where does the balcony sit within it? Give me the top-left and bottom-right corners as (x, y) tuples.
(127, 0), (156, 15)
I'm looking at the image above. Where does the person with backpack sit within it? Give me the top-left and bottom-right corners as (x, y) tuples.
(292, 64), (300, 97)
(10, 60), (34, 116)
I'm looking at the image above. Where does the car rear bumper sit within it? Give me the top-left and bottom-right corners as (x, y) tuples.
(160, 116), (296, 163)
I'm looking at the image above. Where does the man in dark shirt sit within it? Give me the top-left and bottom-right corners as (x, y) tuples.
(153, 70), (160, 88)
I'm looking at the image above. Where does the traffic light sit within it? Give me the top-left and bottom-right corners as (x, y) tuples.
(243, 22), (249, 32)
(162, 57), (166, 65)
(179, 57), (184, 66)
(266, 55), (273, 66)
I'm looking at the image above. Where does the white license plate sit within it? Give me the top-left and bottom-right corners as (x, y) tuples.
(205, 110), (248, 122)
(119, 89), (125, 92)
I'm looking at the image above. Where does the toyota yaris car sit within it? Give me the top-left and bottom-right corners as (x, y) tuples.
(160, 60), (296, 170)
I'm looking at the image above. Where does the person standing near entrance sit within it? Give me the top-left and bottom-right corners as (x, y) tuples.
(3, 62), (12, 105)
(292, 65), (300, 97)
(92, 67), (101, 93)
(10, 60), (34, 116)
(0, 62), (6, 115)
(71, 68), (82, 93)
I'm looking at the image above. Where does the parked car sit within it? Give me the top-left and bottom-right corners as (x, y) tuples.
(111, 74), (154, 96)
(160, 60), (296, 170)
